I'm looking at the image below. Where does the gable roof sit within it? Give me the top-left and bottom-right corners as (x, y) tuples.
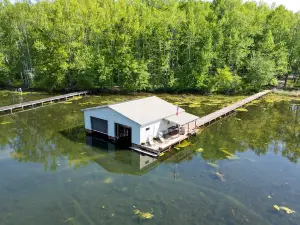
(82, 96), (185, 125)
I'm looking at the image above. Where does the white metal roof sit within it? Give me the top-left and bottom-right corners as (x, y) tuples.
(165, 112), (199, 126)
(82, 96), (186, 125)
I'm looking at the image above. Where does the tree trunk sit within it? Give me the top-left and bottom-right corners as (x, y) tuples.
(284, 74), (288, 87)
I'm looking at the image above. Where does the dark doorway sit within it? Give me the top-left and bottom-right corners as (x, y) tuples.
(91, 117), (108, 134)
(115, 123), (132, 147)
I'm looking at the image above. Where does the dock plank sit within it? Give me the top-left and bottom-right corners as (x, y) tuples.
(0, 91), (88, 114)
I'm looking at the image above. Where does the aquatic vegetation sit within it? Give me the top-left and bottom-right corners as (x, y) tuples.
(280, 207), (296, 214)
(133, 209), (140, 215)
(0, 121), (11, 125)
(196, 129), (203, 134)
(175, 140), (192, 148)
(273, 90), (300, 97)
(226, 155), (240, 160)
(64, 217), (74, 223)
(219, 148), (239, 160)
(159, 152), (165, 157)
(263, 94), (299, 103)
(71, 96), (83, 101)
(133, 209), (153, 219)
(219, 148), (235, 157)
(215, 172), (226, 182)
(265, 99), (275, 103)
(252, 100), (261, 104)
(104, 177), (113, 184)
(236, 108), (248, 112)
(188, 103), (201, 108)
(207, 162), (219, 168)
(139, 212), (154, 219)
(196, 148), (204, 152)
(173, 101), (188, 106)
(79, 101), (98, 106)
(273, 205), (296, 214)
(63, 101), (73, 104)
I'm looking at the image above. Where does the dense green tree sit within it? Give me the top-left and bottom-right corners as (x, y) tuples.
(0, 0), (299, 92)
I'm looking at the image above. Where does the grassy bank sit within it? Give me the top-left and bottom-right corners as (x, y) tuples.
(273, 89), (300, 97)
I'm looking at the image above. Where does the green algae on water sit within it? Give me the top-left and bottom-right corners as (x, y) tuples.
(0, 121), (11, 125)
(188, 103), (201, 108)
(207, 162), (219, 168)
(196, 148), (204, 152)
(133, 209), (154, 219)
(236, 108), (248, 112)
(104, 177), (113, 184)
(63, 101), (73, 104)
(175, 140), (192, 148)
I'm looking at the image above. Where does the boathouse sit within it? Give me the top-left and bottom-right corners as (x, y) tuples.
(82, 96), (199, 155)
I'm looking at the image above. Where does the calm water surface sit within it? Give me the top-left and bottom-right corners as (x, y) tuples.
(0, 92), (299, 225)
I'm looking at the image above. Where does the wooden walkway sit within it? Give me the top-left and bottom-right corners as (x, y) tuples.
(196, 90), (272, 127)
(0, 91), (88, 115)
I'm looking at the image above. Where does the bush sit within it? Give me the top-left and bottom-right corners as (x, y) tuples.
(269, 78), (279, 86)
(212, 67), (242, 93)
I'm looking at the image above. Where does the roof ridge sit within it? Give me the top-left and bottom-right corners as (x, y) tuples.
(109, 96), (156, 107)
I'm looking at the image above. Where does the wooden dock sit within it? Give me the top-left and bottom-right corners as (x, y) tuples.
(0, 91), (88, 115)
(196, 90), (272, 127)
(131, 90), (272, 157)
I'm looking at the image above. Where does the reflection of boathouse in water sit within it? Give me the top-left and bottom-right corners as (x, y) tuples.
(85, 136), (159, 175)
(85, 136), (196, 176)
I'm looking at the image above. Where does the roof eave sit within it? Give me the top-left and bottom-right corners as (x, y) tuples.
(81, 105), (109, 112)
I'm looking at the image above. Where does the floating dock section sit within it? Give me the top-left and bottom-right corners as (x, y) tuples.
(0, 91), (88, 115)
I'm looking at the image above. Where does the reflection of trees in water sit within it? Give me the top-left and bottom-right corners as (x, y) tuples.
(198, 101), (300, 163)
(1, 100), (299, 171)
(0, 105), (92, 171)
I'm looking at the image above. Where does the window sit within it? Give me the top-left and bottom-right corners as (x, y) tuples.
(146, 127), (150, 131)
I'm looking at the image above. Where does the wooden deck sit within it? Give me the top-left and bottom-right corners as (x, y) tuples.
(131, 90), (272, 157)
(0, 91), (88, 115)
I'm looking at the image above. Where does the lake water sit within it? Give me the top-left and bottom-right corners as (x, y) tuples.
(0, 92), (299, 225)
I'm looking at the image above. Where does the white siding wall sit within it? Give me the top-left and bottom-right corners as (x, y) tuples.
(140, 119), (176, 144)
(83, 108), (141, 144)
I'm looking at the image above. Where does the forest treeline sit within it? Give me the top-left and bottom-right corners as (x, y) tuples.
(0, 0), (300, 92)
